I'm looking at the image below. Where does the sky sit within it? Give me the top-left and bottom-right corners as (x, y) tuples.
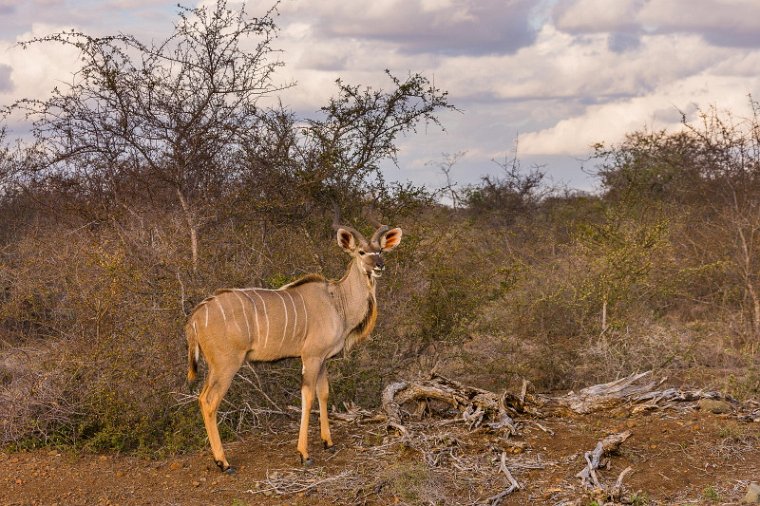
(2, 0), (760, 192)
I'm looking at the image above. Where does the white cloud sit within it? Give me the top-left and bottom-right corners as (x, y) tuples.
(0, 64), (11, 92)
(421, 26), (722, 105)
(519, 73), (760, 156)
(0, 23), (81, 103)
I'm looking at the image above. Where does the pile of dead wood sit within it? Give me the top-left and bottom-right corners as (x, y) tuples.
(377, 370), (744, 430)
(371, 370), (748, 504)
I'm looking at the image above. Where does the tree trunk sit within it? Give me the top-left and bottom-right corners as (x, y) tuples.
(176, 188), (199, 274)
(746, 279), (760, 336)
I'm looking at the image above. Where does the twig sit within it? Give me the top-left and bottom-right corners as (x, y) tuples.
(246, 469), (355, 496)
(171, 391), (198, 406)
(530, 420), (555, 435)
(485, 452), (520, 505)
(508, 455), (551, 470)
(609, 466), (634, 501)
(238, 362), (288, 416)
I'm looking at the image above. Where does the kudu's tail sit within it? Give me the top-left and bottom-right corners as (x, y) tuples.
(186, 320), (200, 384)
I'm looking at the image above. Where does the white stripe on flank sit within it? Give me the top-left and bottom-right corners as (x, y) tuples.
(275, 291), (288, 350)
(216, 298), (227, 323)
(233, 291), (252, 343)
(229, 296), (243, 334)
(284, 291), (298, 342)
(297, 291), (308, 340)
(204, 304), (209, 327)
(252, 290), (270, 350)
(241, 291), (261, 346)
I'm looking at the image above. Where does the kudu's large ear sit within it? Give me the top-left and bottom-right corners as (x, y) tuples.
(379, 227), (402, 251)
(337, 228), (357, 252)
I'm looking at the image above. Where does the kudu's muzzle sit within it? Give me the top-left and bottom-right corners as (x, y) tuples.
(372, 255), (385, 277)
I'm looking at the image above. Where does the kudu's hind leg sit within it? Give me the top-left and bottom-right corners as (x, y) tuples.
(316, 364), (333, 449)
(298, 357), (322, 466)
(199, 361), (240, 473)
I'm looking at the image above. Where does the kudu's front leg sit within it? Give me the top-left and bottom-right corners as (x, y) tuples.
(298, 357), (322, 466)
(316, 364), (333, 449)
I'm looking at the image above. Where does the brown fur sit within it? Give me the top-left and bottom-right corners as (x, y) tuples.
(280, 273), (327, 289)
(345, 296), (377, 353)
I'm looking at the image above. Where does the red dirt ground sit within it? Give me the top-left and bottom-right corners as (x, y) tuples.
(1, 405), (758, 506)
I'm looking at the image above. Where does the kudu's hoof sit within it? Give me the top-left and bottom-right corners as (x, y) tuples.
(300, 456), (314, 467)
(323, 441), (336, 452)
(216, 461), (236, 474)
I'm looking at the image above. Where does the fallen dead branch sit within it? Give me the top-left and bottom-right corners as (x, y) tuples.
(382, 370), (745, 435)
(552, 371), (664, 414)
(576, 431), (632, 491)
(329, 401), (387, 424)
(483, 452), (521, 506)
(609, 466), (634, 502)
(381, 381), (409, 436)
(378, 367), (751, 476)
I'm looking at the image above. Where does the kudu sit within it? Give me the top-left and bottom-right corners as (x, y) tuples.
(186, 223), (402, 472)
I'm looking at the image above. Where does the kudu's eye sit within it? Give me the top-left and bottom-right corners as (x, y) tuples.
(358, 250), (366, 256)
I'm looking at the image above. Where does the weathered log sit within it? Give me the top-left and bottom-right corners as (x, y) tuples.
(381, 381), (409, 435)
(537, 370), (738, 415)
(543, 371), (662, 414)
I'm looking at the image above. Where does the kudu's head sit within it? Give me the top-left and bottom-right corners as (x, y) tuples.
(336, 225), (402, 279)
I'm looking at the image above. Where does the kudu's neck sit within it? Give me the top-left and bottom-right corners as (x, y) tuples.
(335, 258), (376, 332)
